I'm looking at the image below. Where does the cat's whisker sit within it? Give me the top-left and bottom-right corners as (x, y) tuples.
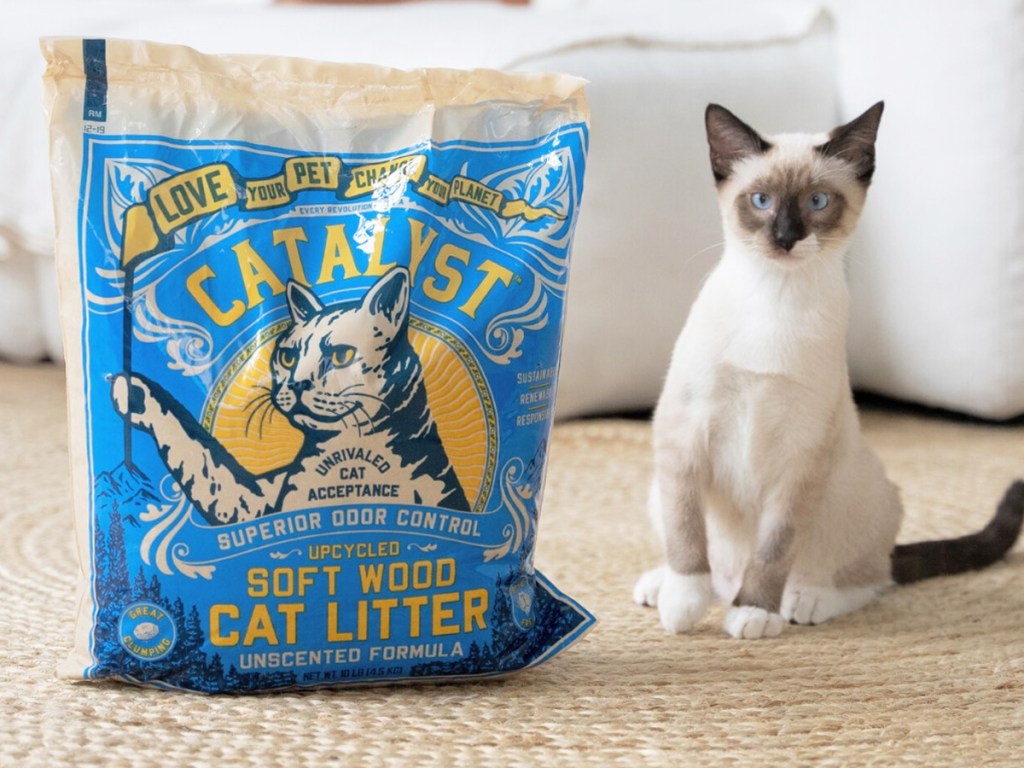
(256, 399), (281, 439)
(336, 401), (357, 427)
(244, 398), (267, 433)
(348, 408), (367, 438)
(244, 392), (273, 413)
(354, 392), (391, 412)
(684, 239), (727, 267)
(334, 385), (391, 413)
(352, 402), (378, 434)
(336, 408), (355, 436)
(245, 398), (275, 438)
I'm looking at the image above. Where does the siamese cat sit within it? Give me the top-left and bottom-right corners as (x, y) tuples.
(634, 102), (1024, 639)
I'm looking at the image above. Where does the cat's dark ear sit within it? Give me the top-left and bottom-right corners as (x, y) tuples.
(705, 104), (772, 183)
(364, 267), (410, 342)
(818, 101), (884, 183)
(286, 281), (324, 323)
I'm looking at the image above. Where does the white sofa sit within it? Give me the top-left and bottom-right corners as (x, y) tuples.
(3, 0), (1023, 419)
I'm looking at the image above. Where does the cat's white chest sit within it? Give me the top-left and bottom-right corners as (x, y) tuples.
(657, 254), (849, 500)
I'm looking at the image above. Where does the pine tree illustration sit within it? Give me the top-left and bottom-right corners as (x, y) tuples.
(165, 597), (188, 671)
(133, 566), (148, 600)
(105, 504), (130, 600)
(94, 505), (131, 665)
(206, 653), (225, 688)
(94, 527), (108, 579)
(184, 605), (206, 673)
(149, 574), (162, 603)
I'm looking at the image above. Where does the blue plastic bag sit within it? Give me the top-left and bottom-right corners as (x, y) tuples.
(44, 38), (592, 692)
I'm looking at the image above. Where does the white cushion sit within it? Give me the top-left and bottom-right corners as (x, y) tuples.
(831, 0), (1024, 419)
(516, 5), (836, 417)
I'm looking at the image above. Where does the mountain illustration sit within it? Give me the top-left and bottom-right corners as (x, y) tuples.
(95, 462), (162, 516)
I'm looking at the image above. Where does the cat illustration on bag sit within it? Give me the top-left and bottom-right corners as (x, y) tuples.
(111, 266), (470, 524)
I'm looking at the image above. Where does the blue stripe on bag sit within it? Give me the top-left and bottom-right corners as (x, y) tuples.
(83, 39), (107, 122)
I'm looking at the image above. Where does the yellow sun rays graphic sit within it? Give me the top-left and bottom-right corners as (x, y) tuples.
(201, 319), (495, 511)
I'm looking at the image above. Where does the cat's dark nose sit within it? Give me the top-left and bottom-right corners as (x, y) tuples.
(772, 201), (806, 252)
(774, 232), (800, 252)
(291, 379), (314, 393)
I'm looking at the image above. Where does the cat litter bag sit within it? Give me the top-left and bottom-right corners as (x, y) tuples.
(43, 38), (592, 692)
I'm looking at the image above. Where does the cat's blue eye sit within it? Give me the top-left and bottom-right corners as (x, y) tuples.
(808, 192), (830, 211)
(330, 346), (356, 369)
(278, 348), (297, 369)
(750, 192), (772, 210)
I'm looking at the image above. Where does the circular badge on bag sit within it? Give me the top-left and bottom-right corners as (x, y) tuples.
(119, 602), (177, 661)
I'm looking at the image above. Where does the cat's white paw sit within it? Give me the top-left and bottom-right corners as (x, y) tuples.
(632, 566), (664, 607)
(652, 569), (712, 634)
(781, 585), (880, 625)
(723, 606), (785, 639)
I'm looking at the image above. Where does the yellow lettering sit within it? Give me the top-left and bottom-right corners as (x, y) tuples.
(372, 598), (398, 641)
(402, 595), (428, 638)
(344, 155), (425, 197)
(326, 602), (353, 642)
(233, 240), (286, 309)
(149, 164), (237, 234)
(431, 592), (460, 636)
(277, 603), (304, 645)
(417, 174), (450, 206)
(247, 567), (269, 598)
(285, 157), (341, 191)
(210, 604), (239, 646)
(450, 176), (503, 212)
(323, 565), (341, 596)
(408, 219), (438, 286)
(186, 265), (245, 327)
(459, 260), (515, 319)
(436, 558), (457, 588)
(363, 216), (394, 276)
(464, 588), (488, 631)
(244, 176), (290, 210)
(422, 244), (469, 303)
(273, 226), (310, 285)
(357, 599), (368, 641)
(243, 604), (279, 646)
(358, 563), (384, 593)
(318, 224), (359, 284)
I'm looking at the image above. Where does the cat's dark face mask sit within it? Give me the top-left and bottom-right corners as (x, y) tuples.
(734, 168), (846, 260)
(704, 102), (883, 266)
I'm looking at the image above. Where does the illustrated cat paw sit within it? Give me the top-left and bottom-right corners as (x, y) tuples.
(649, 569), (712, 634)
(110, 373), (151, 425)
(781, 585), (879, 625)
(722, 606), (785, 639)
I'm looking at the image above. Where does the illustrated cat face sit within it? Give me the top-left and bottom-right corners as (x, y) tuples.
(705, 102), (884, 267)
(270, 267), (411, 432)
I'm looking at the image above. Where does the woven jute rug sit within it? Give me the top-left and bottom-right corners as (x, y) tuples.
(2, 362), (1022, 767)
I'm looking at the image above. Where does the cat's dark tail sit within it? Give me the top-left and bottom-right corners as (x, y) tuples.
(891, 480), (1024, 584)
